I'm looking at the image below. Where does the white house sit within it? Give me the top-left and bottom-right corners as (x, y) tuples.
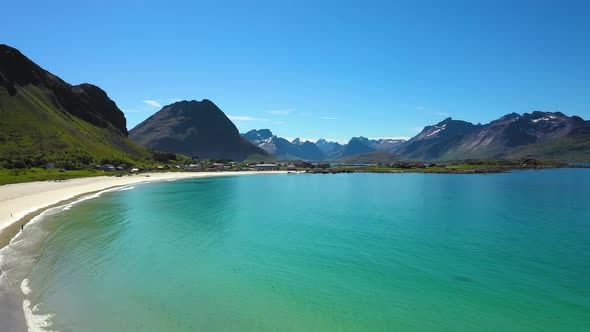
(254, 163), (279, 171)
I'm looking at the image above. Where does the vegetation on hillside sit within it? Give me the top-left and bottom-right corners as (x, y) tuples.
(0, 85), (153, 169)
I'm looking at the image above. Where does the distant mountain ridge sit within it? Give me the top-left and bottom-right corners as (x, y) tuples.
(243, 111), (590, 162)
(129, 100), (268, 161)
(242, 130), (407, 160)
(397, 112), (590, 160)
(242, 129), (325, 160)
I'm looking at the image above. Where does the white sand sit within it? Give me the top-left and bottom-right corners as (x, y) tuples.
(0, 171), (284, 237)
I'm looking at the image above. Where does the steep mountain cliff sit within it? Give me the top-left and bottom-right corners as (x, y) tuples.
(0, 44), (151, 167)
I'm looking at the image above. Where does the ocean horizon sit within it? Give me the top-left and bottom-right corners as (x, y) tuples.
(1, 170), (589, 331)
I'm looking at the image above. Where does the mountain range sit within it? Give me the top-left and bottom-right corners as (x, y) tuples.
(242, 129), (406, 161)
(2, 44), (590, 167)
(398, 112), (590, 160)
(243, 111), (590, 161)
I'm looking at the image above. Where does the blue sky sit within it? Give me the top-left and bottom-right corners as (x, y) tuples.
(4, 0), (590, 142)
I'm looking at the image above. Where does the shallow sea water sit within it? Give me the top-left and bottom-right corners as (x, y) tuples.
(9, 170), (590, 331)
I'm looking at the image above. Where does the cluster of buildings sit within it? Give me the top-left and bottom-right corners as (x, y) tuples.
(379, 162), (440, 168)
(93, 162), (290, 173)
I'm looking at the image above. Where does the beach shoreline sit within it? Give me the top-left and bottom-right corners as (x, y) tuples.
(0, 171), (285, 247)
(0, 170), (285, 332)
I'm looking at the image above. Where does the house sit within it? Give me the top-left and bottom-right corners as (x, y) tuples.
(185, 164), (203, 172)
(294, 161), (313, 168)
(254, 163), (279, 171)
(46, 162), (56, 169)
(130, 168), (140, 173)
(100, 164), (116, 172)
(211, 163), (227, 170)
(286, 164), (297, 171)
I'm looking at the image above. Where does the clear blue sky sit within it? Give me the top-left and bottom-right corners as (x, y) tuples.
(4, 0), (590, 142)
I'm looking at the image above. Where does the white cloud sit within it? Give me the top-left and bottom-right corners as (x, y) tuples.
(228, 115), (268, 121)
(142, 100), (162, 108)
(268, 108), (294, 115)
(274, 121), (286, 124)
(321, 116), (340, 120)
(433, 112), (450, 116)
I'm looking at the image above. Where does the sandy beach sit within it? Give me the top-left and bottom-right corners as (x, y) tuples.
(0, 170), (285, 331)
(0, 171), (284, 248)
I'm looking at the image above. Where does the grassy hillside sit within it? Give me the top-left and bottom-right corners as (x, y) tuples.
(0, 84), (153, 169)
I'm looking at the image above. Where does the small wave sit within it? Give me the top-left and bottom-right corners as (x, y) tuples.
(22, 279), (58, 331)
(23, 299), (57, 332)
(20, 278), (31, 295)
(118, 186), (135, 191)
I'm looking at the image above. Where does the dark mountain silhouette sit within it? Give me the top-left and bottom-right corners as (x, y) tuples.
(315, 139), (344, 157)
(337, 137), (376, 158)
(130, 100), (268, 161)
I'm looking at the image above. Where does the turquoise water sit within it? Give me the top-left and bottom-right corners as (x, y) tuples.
(19, 171), (590, 331)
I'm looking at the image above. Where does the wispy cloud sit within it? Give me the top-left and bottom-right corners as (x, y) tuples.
(268, 108), (294, 115)
(142, 100), (162, 108)
(433, 112), (450, 116)
(321, 116), (340, 120)
(228, 115), (268, 121)
(274, 121), (286, 124)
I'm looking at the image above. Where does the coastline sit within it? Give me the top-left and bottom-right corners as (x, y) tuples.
(0, 171), (285, 248)
(0, 170), (285, 332)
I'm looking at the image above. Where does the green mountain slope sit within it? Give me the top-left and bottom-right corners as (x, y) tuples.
(0, 45), (152, 168)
